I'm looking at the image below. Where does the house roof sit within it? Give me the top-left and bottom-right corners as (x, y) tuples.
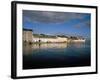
(33, 34), (57, 38)
(23, 28), (33, 31)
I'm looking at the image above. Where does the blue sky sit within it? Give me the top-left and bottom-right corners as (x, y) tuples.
(23, 10), (91, 38)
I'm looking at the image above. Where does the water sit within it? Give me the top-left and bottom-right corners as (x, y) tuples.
(23, 41), (91, 69)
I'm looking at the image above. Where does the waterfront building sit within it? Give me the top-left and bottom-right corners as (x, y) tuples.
(23, 28), (33, 43)
(23, 28), (85, 43)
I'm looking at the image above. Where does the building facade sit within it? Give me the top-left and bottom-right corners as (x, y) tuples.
(23, 29), (33, 43)
(32, 37), (68, 43)
(23, 28), (85, 43)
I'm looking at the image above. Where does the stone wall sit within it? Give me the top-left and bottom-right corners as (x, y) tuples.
(23, 29), (33, 43)
(32, 37), (68, 43)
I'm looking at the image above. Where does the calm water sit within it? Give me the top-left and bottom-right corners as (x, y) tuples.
(23, 41), (91, 69)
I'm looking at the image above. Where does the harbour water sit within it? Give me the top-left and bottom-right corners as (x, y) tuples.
(23, 41), (91, 69)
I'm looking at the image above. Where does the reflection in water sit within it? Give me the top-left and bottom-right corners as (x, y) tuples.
(32, 43), (68, 49)
(23, 42), (91, 69)
(23, 43), (68, 55)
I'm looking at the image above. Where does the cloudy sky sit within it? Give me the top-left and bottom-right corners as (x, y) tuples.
(23, 10), (91, 38)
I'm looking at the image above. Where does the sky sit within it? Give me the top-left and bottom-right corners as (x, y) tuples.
(23, 10), (91, 38)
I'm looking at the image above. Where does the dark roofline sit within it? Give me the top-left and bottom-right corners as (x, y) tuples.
(23, 28), (33, 31)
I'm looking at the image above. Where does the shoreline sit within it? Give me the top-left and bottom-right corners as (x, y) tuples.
(23, 39), (86, 45)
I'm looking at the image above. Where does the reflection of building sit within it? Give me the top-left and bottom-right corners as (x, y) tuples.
(32, 43), (68, 50)
(23, 29), (33, 43)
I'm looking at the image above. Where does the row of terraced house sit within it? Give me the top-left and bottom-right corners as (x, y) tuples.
(23, 28), (85, 43)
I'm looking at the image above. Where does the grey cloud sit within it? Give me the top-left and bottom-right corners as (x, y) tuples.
(74, 19), (90, 29)
(23, 10), (89, 23)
